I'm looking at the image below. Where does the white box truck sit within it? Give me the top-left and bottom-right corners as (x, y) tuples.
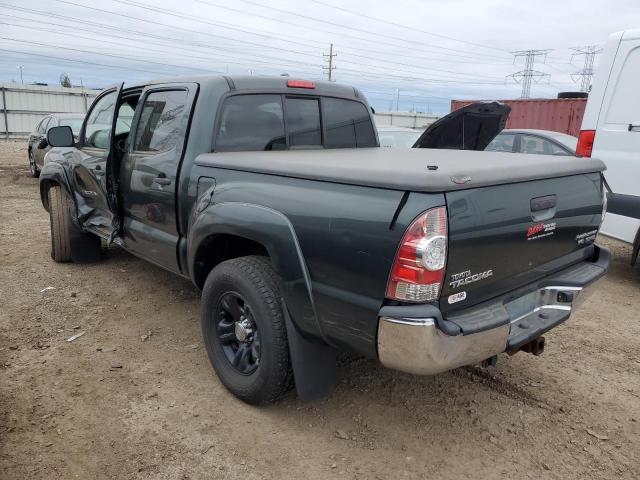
(579, 29), (640, 262)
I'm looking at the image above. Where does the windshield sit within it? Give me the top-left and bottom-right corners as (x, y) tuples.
(378, 130), (421, 148)
(59, 118), (84, 136)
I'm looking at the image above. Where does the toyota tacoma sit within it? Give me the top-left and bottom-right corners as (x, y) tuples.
(40, 76), (609, 404)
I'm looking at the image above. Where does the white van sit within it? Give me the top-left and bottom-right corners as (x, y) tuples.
(579, 29), (640, 262)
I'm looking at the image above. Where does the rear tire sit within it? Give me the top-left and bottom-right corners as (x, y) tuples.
(201, 256), (293, 405)
(47, 185), (102, 263)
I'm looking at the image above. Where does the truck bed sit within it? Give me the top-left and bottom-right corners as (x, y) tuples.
(195, 148), (606, 193)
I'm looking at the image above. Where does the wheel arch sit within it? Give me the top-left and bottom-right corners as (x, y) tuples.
(188, 202), (324, 343)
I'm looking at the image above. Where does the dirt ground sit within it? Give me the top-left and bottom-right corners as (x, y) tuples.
(0, 140), (638, 480)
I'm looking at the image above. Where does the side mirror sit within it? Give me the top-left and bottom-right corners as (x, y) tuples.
(47, 126), (75, 148)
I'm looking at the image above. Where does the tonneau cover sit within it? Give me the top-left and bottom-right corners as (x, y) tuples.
(195, 148), (605, 192)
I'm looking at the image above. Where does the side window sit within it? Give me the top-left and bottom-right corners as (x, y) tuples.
(285, 97), (321, 147)
(485, 133), (515, 152)
(133, 90), (187, 152)
(520, 135), (554, 155)
(323, 98), (377, 148)
(116, 102), (135, 137)
(216, 95), (286, 152)
(84, 91), (117, 149)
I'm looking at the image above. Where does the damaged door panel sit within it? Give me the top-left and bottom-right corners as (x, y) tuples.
(70, 83), (125, 240)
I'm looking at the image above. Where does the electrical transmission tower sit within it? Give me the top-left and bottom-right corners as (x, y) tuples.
(570, 45), (602, 92)
(323, 43), (336, 81)
(507, 49), (552, 98)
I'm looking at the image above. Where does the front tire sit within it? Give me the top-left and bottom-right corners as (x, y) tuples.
(28, 151), (39, 178)
(201, 256), (293, 405)
(47, 185), (101, 263)
(48, 185), (72, 262)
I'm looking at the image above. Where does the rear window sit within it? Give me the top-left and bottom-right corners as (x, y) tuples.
(323, 97), (377, 148)
(215, 94), (377, 152)
(216, 95), (286, 152)
(285, 97), (322, 148)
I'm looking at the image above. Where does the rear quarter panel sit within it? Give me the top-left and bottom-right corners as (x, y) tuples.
(191, 164), (445, 357)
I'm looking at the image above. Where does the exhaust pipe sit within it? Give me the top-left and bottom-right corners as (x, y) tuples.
(510, 336), (545, 356)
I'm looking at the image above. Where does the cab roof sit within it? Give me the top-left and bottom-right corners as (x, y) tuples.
(123, 75), (364, 100)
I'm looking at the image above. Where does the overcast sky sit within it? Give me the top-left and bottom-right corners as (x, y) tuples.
(1, 0), (639, 113)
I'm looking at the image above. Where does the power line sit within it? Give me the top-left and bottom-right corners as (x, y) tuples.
(0, 36), (221, 74)
(0, 1), (515, 84)
(1, 2), (513, 85)
(0, 48), (188, 77)
(51, 0), (322, 59)
(0, 8), (326, 73)
(0, 17), (323, 73)
(108, 0), (506, 80)
(570, 45), (602, 92)
(507, 49), (552, 98)
(306, 0), (510, 55)
(196, 0), (512, 61)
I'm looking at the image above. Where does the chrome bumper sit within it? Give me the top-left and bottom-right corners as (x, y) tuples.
(377, 284), (593, 376)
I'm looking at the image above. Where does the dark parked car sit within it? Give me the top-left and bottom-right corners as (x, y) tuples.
(485, 129), (578, 156)
(27, 113), (84, 177)
(40, 76), (608, 404)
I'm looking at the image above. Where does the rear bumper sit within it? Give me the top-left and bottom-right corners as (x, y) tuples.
(377, 245), (609, 376)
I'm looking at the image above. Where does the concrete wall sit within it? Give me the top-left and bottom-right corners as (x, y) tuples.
(373, 111), (440, 129)
(1, 83), (101, 139)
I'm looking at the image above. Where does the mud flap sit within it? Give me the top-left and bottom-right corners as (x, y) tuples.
(282, 300), (339, 401)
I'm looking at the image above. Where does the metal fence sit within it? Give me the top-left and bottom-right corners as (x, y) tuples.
(1, 83), (101, 139)
(373, 111), (440, 129)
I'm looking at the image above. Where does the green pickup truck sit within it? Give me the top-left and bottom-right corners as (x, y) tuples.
(40, 75), (608, 404)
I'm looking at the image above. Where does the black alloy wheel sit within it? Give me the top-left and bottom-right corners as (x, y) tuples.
(216, 292), (261, 374)
(201, 256), (293, 404)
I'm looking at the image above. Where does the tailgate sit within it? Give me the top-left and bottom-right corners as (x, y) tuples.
(441, 172), (603, 312)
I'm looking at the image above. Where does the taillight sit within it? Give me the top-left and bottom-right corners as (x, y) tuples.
(576, 130), (595, 157)
(386, 207), (448, 303)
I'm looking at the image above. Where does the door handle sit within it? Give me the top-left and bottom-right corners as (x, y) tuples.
(153, 176), (171, 186)
(628, 124), (640, 132)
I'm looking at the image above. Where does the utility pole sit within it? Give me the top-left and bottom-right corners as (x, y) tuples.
(323, 43), (336, 81)
(507, 50), (552, 98)
(17, 65), (24, 84)
(395, 88), (400, 111)
(570, 45), (602, 92)
(80, 77), (88, 113)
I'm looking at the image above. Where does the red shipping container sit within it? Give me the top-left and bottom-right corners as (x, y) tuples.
(450, 98), (587, 137)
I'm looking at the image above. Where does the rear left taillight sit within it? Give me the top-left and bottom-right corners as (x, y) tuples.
(576, 129), (595, 157)
(386, 206), (448, 303)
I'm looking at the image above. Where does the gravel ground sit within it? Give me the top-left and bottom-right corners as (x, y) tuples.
(1, 140), (639, 479)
